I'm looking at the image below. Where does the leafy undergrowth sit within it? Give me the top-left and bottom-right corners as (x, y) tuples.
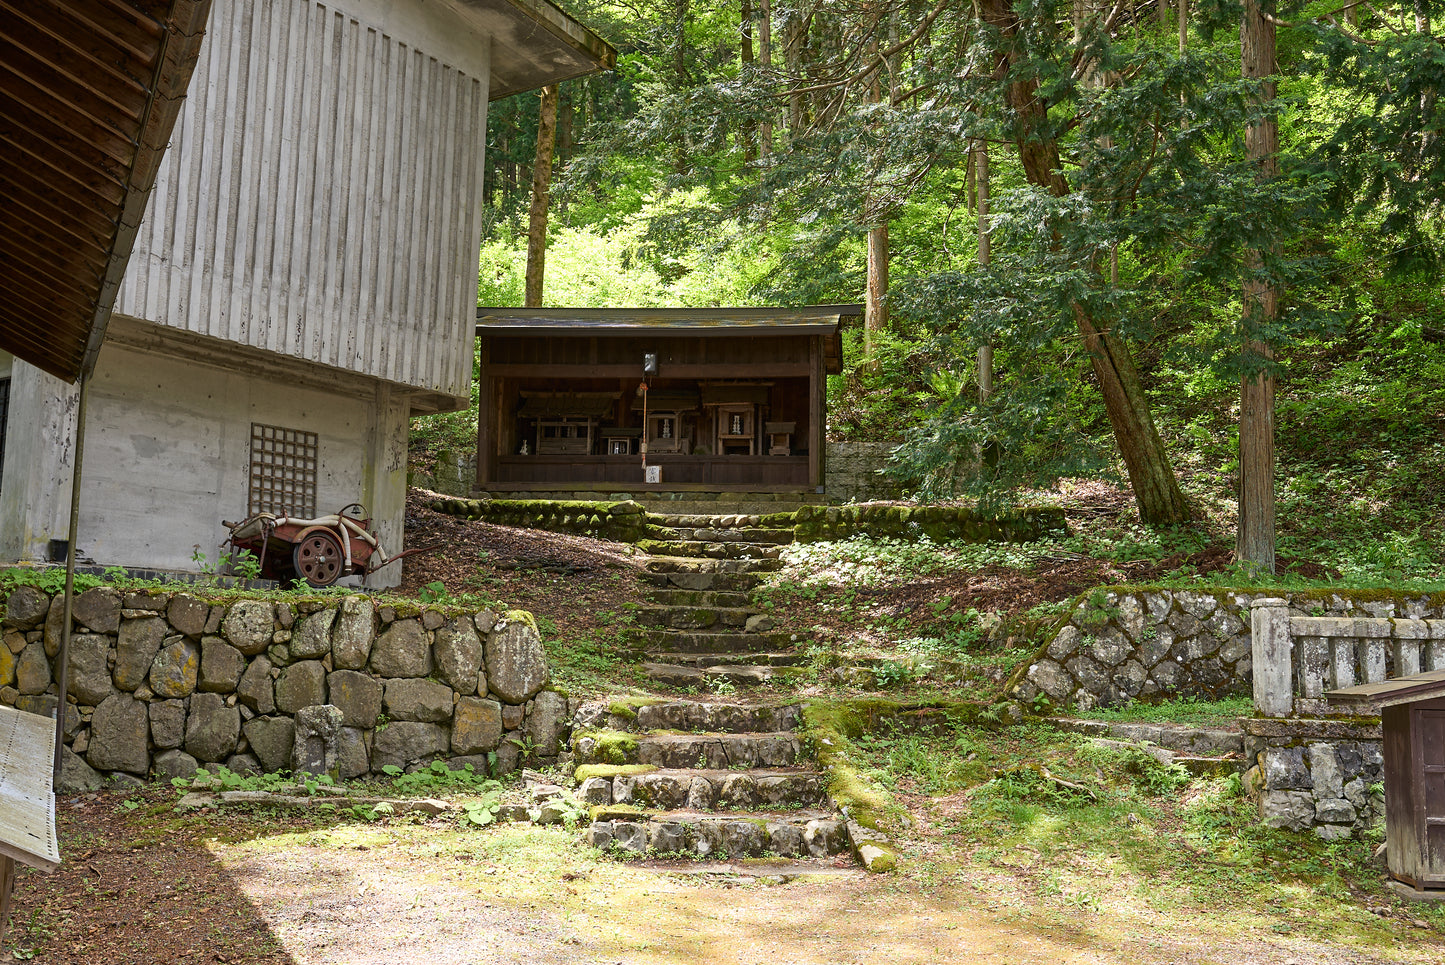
(854, 719), (1445, 955)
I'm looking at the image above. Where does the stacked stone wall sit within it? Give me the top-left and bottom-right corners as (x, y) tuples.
(1241, 718), (1385, 840)
(0, 585), (569, 789)
(1007, 588), (1445, 713)
(429, 497), (650, 542)
(824, 442), (905, 503)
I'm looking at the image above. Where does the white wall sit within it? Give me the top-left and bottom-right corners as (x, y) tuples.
(0, 354), (80, 565)
(114, 0), (492, 409)
(1, 346), (410, 587)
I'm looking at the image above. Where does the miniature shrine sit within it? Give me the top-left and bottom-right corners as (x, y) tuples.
(473, 307), (855, 492)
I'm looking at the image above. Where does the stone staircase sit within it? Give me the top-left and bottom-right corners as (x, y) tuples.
(571, 699), (851, 861)
(633, 512), (802, 688)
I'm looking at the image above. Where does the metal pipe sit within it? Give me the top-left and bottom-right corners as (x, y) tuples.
(53, 375), (89, 785)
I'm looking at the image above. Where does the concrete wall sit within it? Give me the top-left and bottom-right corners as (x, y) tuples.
(1, 344), (409, 586)
(113, 0), (493, 409)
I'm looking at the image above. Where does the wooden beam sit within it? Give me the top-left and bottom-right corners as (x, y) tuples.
(483, 362), (812, 378)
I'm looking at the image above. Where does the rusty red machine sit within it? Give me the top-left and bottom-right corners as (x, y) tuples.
(222, 504), (430, 587)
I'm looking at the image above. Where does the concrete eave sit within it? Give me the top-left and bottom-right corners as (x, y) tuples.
(451, 0), (616, 98)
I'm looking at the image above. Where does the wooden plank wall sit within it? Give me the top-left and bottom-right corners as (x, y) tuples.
(114, 0), (490, 404)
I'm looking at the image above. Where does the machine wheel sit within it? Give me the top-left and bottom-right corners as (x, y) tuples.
(293, 531), (344, 587)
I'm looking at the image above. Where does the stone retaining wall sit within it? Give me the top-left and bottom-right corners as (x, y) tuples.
(429, 497), (651, 542)
(0, 585), (569, 789)
(792, 503), (1065, 544)
(1241, 717), (1385, 840)
(825, 442), (905, 503)
(1006, 588), (1445, 713)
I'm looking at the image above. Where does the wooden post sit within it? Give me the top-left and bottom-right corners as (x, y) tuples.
(809, 336), (822, 490)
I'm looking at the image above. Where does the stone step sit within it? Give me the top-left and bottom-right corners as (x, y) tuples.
(643, 663), (777, 687)
(635, 605), (756, 630)
(656, 527), (795, 545)
(633, 629), (795, 654)
(1086, 738), (1243, 777)
(657, 651), (804, 668)
(639, 570), (764, 593)
(1045, 717), (1245, 757)
(649, 514), (769, 529)
(586, 812), (849, 859)
(640, 540), (784, 561)
(646, 589), (755, 608)
(573, 730), (804, 768)
(577, 766), (829, 810)
(573, 699), (802, 734)
(644, 556), (781, 575)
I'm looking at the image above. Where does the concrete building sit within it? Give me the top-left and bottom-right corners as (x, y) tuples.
(0, 0), (613, 585)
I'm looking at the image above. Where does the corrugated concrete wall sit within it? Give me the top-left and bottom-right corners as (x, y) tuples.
(114, 0), (492, 408)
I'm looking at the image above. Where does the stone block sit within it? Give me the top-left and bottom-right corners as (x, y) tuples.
(236, 655), (275, 714)
(114, 617), (169, 690)
(369, 620), (431, 678)
(88, 693), (149, 775)
(1315, 798), (1357, 825)
(274, 660), (328, 714)
(330, 598), (375, 669)
(149, 638), (200, 698)
(524, 690), (568, 756)
(167, 594), (210, 638)
(149, 699), (187, 750)
(15, 642), (50, 695)
(383, 678), (453, 723)
(72, 587), (120, 634)
(291, 704), (344, 777)
(327, 669), (382, 728)
(153, 749), (201, 783)
(244, 717), (295, 773)
(3, 586), (50, 629)
(371, 721), (450, 771)
(290, 609), (336, 660)
(337, 726), (370, 779)
(485, 615), (548, 704)
(1028, 659), (1073, 701)
(1259, 789), (1316, 831)
(222, 601), (275, 655)
(451, 696), (502, 755)
(186, 691), (240, 763)
(57, 746), (103, 793)
(199, 638), (246, 693)
(1046, 625), (1080, 661)
(1262, 746), (1311, 791)
(1307, 743), (1344, 799)
(434, 618), (483, 694)
(67, 633), (112, 706)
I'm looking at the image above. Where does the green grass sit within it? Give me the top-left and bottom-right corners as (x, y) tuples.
(1067, 695), (1254, 727)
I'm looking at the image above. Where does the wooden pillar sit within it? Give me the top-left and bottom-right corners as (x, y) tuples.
(475, 340), (492, 489)
(809, 335), (823, 490)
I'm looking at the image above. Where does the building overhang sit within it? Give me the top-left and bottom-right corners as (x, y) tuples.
(0, 0), (212, 384)
(453, 0), (616, 99)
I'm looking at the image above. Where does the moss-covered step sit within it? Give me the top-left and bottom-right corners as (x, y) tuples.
(572, 698), (802, 735)
(649, 514), (769, 528)
(642, 662), (778, 687)
(634, 605), (754, 630)
(630, 629), (795, 654)
(658, 651), (805, 668)
(586, 811), (849, 858)
(576, 766), (829, 810)
(644, 555), (781, 574)
(654, 527), (795, 545)
(572, 730), (804, 768)
(638, 569), (766, 593)
(635, 539), (785, 560)
(645, 589), (754, 608)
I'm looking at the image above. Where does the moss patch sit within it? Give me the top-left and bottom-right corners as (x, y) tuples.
(575, 729), (640, 765)
(573, 764), (659, 784)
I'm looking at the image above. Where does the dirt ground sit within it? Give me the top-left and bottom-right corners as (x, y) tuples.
(7, 790), (1439, 965)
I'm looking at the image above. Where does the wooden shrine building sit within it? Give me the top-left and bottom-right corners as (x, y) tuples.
(474, 307), (857, 493)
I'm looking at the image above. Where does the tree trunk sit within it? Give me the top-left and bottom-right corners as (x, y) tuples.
(977, 0), (1190, 525)
(673, 0), (690, 173)
(524, 85), (558, 309)
(759, 0), (773, 157)
(1159, 0), (1172, 29)
(976, 139), (993, 403)
(1178, 0), (1188, 52)
(865, 224), (889, 362)
(1237, 0), (1278, 572)
(740, 0), (756, 161)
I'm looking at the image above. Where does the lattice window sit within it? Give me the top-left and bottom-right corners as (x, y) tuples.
(248, 423), (317, 517)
